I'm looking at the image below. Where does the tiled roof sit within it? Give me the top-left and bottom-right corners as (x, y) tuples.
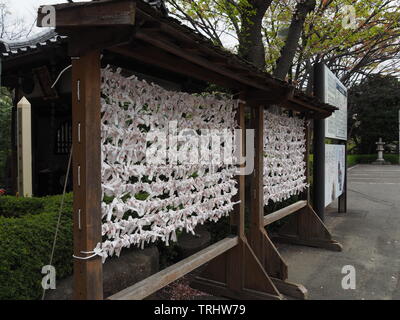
(0, 29), (67, 59)
(142, 0), (168, 15)
(0, 0), (337, 115)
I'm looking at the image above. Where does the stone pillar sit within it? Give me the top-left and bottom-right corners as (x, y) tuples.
(17, 97), (33, 197)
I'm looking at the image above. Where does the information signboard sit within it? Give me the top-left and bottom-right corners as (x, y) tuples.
(321, 66), (348, 141)
(325, 144), (346, 207)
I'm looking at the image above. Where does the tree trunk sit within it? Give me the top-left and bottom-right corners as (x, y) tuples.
(238, 0), (272, 69)
(273, 0), (316, 80)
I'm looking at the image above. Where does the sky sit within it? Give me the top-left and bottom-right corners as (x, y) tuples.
(7, 0), (90, 34)
(6, 0), (238, 48)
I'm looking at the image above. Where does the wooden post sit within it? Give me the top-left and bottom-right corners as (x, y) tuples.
(338, 140), (347, 213)
(230, 99), (246, 238)
(303, 119), (311, 202)
(191, 100), (283, 300)
(71, 51), (103, 300)
(313, 63), (326, 221)
(248, 105), (265, 262)
(226, 99), (246, 292)
(247, 106), (309, 299)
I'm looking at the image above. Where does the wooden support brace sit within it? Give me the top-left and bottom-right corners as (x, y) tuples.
(108, 236), (239, 300)
(272, 205), (343, 252)
(270, 277), (308, 300)
(264, 200), (307, 226)
(71, 51), (103, 300)
(247, 105), (308, 300)
(191, 239), (283, 300)
(191, 100), (284, 300)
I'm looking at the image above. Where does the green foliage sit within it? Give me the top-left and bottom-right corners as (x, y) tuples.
(347, 155), (358, 168)
(349, 75), (400, 154)
(347, 154), (399, 166)
(0, 194), (73, 300)
(168, 0), (400, 86)
(310, 153), (399, 172)
(0, 193), (193, 299)
(0, 87), (12, 185)
(0, 196), (44, 218)
(266, 0), (400, 83)
(379, 154), (399, 164)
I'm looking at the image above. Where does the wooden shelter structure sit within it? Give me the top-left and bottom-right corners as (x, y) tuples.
(1, 0), (342, 300)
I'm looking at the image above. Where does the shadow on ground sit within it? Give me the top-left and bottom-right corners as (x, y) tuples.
(279, 165), (400, 300)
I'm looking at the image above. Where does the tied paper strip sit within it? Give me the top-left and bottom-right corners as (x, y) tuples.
(263, 111), (308, 204)
(98, 67), (239, 262)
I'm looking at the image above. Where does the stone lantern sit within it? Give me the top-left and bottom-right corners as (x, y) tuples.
(372, 138), (391, 165)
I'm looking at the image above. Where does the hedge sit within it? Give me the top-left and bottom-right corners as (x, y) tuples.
(0, 196), (45, 218)
(0, 194), (73, 300)
(0, 193), (180, 299)
(347, 154), (399, 167)
(309, 154), (399, 174)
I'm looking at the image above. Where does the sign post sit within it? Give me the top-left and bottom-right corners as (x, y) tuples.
(312, 114), (326, 220)
(314, 64), (348, 220)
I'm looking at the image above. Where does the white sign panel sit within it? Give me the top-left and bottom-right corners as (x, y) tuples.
(323, 67), (348, 141)
(325, 144), (345, 207)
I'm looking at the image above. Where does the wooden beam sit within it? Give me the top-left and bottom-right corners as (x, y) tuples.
(192, 277), (282, 300)
(263, 200), (308, 226)
(71, 51), (103, 300)
(280, 103), (314, 116)
(108, 236), (239, 300)
(247, 86), (295, 105)
(37, 0), (136, 27)
(191, 239), (282, 300)
(285, 97), (331, 119)
(110, 44), (245, 90)
(134, 30), (279, 93)
(58, 26), (134, 57)
(262, 228), (288, 280)
(272, 236), (343, 252)
(273, 205), (343, 252)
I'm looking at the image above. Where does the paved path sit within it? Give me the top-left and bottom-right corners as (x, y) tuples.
(279, 165), (400, 300)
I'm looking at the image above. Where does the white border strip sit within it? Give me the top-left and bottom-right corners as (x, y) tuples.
(348, 164), (360, 171)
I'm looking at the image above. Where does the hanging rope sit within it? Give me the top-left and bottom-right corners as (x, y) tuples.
(51, 65), (72, 89)
(41, 145), (73, 300)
